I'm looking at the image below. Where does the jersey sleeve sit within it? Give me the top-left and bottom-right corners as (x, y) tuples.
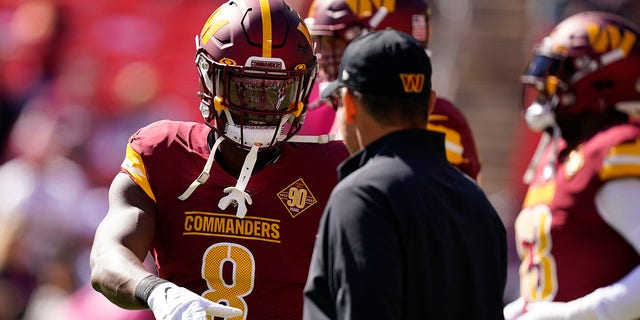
(427, 98), (481, 181)
(600, 138), (640, 181)
(120, 120), (182, 202)
(122, 143), (156, 202)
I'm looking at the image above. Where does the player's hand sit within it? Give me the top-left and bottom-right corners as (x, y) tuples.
(518, 300), (593, 320)
(503, 297), (526, 320)
(147, 282), (242, 319)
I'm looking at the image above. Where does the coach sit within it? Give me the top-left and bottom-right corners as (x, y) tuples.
(303, 29), (507, 319)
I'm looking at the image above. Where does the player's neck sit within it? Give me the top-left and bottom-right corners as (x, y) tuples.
(215, 139), (281, 178)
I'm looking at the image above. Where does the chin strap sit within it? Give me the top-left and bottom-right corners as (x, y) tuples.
(178, 136), (225, 201)
(218, 143), (260, 218)
(287, 132), (342, 143)
(177, 136), (258, 219)
(544, 124), (561, 181)
(523, 132), (549, 184)
(522, 124), (561, 184)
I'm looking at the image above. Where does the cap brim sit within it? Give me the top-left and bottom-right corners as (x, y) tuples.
(320, 80), (344, 99)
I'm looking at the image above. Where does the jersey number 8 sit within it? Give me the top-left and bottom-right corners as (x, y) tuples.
(201, 243), (255, 319)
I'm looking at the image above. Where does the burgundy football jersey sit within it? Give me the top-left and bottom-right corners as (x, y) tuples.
(515, 123), (640, 302)
(427, 97), (481, 181)
(121, 120), (349, 319)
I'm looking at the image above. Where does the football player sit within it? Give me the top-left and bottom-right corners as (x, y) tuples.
(299, 0), (482, 181)
(89, 1), (349, 319)
(504, 11), (640, 319)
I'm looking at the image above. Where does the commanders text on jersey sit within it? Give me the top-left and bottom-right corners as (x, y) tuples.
(183, 211), (281, 243)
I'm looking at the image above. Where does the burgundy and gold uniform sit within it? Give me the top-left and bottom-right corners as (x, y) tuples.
(428, 97), (481, 181)
(121, 120), (348, 319)
(515, 123), (640, 302)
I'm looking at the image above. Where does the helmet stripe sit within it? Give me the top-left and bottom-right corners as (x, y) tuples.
(259, 0), (273, 57)
(298, 21), (312, 47)
(201, 7), (227, 45)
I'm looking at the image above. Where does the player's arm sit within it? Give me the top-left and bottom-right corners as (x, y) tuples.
(519, 178), (640, 320)
(90, 172), (243, 318)
(89, 172), (157, 309)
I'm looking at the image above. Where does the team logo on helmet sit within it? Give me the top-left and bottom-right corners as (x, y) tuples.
(277, 178), (318, 218)
(200, 7), (226, 45)
(586, 22), (636, 56)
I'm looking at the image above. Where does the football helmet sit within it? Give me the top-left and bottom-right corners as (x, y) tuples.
(195, 0), (317, 150)
(521, 11), (640, 132)
(306, 0), (430, 81)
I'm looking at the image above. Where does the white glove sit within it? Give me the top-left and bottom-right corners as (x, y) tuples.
(147, 282), (242, 320)
(517, 300), (595, 320)
(504, 297), (526, 320)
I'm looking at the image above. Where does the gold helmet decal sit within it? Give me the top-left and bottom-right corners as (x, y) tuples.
(200, 7), (228, 45)
(586, 22), (636, 57)
(298, 20), (313, 47)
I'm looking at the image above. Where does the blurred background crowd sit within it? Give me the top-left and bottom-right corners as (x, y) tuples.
(0, 0), (638, 319)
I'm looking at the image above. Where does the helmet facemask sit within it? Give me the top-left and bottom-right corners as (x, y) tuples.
(520, 41), (580, 132)
(195, 38), (317, 150)
(520, 48), (570, 184)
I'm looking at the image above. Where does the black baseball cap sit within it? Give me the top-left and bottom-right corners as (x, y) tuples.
(320, 29), (432, 100)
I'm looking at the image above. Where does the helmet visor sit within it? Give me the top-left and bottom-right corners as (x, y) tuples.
(520, 52), (568, 110)
(211, 63), (313, 127)
(524, 54), (563, 79)
(228, 75), (298, 111)
(224, 74), (301, 126)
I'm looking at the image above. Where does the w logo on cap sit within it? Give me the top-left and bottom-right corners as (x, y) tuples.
(399, 73), (425, 93)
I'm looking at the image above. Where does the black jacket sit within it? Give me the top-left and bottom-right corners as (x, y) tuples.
(303, 129), (507, 319)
